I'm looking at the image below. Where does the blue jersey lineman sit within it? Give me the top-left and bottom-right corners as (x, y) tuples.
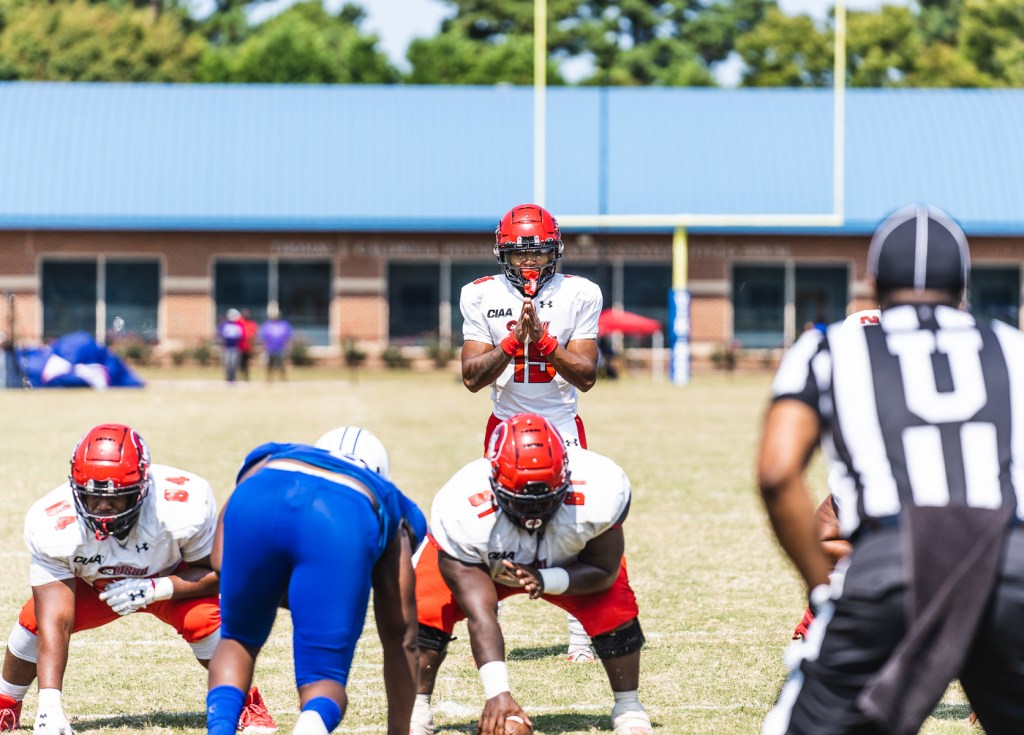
(206, 436), (426, 735)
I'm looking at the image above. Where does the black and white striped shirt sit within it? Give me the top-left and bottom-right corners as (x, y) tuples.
(773, 305), (1024, 537)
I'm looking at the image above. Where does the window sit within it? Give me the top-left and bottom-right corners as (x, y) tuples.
(733, 265), (785, 348)
(42, 261), (97, 340)
(215, 261), (269, 322)
(971, 267), (1020, 327)
(623, 264), (671, 346)
(388, 263), (440, 341)
(795, 265), (848, 330)
(279, 262), (331, 346)
(106, 261), (159, 341)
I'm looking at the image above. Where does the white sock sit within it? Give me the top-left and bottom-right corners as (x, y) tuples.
(292, 709), (329, 735)
(567, 614), (591, 647)
(613, 690), (640, 706)
(415, 693), (431, 706)
(0, 678), (29, 701)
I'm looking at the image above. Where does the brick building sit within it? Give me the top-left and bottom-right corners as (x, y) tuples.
(2, 84), (1022, 358)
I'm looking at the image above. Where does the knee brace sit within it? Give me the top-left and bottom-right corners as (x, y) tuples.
(592, 618), (645, 660)
(189, 627), (221, 661)
(417, 624), (454, 654)
(7, 624), (38, 665)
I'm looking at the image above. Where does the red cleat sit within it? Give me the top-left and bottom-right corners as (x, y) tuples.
(0, 694), (22, 732)
(238, 687), (278, 734)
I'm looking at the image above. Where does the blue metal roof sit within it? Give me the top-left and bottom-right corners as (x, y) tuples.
(1, 82), (1022, 235)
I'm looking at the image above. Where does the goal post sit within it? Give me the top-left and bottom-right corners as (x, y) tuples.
(534, 1), (848, 384)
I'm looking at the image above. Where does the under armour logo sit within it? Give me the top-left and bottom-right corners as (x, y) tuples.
(537, 300), (553, 308)
(136, 543), (149, 552)
(129, 591), (144, 601)
(564, 438), (580, 447)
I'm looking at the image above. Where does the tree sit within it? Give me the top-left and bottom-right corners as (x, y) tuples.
(735, 7), (831, 87)
(959, 0), (1024, 87)
(846, 6), (921, 87)
(197, 2), (398, 84)
(0, 0), (205, 81)
(406, 0), (750, 86)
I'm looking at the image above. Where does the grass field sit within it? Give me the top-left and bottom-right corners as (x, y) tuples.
(0, 368), (978, 734)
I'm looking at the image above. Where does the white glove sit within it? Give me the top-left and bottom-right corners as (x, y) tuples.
(34, 689), (74, 735)
(98, 577), (174, 616)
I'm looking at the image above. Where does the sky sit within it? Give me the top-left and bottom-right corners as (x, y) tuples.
(240, 0), (908, 79)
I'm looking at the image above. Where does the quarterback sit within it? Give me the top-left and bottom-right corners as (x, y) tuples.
(461, 203), (602, 450)
(0, 424), (275, 734)
(409, 414), (652, 735)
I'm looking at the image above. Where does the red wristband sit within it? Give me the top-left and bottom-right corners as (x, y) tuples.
(535, 330), (558, 356)
(500, 333), (522, 356)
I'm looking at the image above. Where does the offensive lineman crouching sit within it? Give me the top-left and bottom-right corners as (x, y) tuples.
(0, 424), (275, 734)
(410, 413), (652, 735)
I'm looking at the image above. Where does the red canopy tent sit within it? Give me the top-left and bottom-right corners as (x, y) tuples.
(598, 309), (662, 336)
(597, 309), (664, 379)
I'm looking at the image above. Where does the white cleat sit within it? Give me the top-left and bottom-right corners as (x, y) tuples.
(409, 697), (434, 735)
(611, 701), (652, 735)
(566, 645), (598, 663)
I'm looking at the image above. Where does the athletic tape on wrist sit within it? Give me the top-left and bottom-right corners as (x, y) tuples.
(500, 333), (522, 356)
(152, 576), (174, 601)
(37, 688), (62, 709)
(539, 567), (570, 595)
(478, 660), (510, 700)
(535, 331), (558, 356)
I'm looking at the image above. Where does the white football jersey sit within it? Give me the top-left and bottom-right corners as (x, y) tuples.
(25, 464), (217, 588)
(429, 447), (630, 585)
(460, 272), (602, 426)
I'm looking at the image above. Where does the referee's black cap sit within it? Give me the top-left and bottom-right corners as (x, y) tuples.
(867, 204), (970, 292)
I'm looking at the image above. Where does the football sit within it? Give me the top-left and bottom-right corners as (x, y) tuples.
(505, 715), (533, 735)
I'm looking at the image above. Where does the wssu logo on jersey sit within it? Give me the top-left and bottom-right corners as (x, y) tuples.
(487, 308), (514, 318)
(98, 564), (150, 577)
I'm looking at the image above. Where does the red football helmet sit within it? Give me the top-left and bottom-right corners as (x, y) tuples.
(494, 204), (564, 296)
(487, 413), (570, 531)
(69, 424), (151, 539)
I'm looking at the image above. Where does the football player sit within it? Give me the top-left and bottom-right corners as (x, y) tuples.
(206, 430), (426, 735)
(460, 203), (603, 662)
(0, 424), (276, 734)
(409, 414), (652, 735)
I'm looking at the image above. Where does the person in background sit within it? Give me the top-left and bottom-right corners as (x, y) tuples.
(238, 309), (259, 382)
(219, 309), (244, 383)
(259, 307), (293, 382)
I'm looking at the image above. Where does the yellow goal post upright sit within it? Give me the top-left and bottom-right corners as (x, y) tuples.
(534, 0), (848, 385)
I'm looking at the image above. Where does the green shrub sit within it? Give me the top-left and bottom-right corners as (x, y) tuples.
(342, 338), (367, 368)
(111, 334), (152, 365)
(425, 335), (456, 368)
(192, 340), (213, 366)
(290, 338), (314, 367)
(380, 345), (411, 369)
(170, 348), (189, 367)
(710, 341), (739, 371)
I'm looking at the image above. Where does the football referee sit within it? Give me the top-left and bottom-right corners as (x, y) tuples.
(758, 203), (1024, 735)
